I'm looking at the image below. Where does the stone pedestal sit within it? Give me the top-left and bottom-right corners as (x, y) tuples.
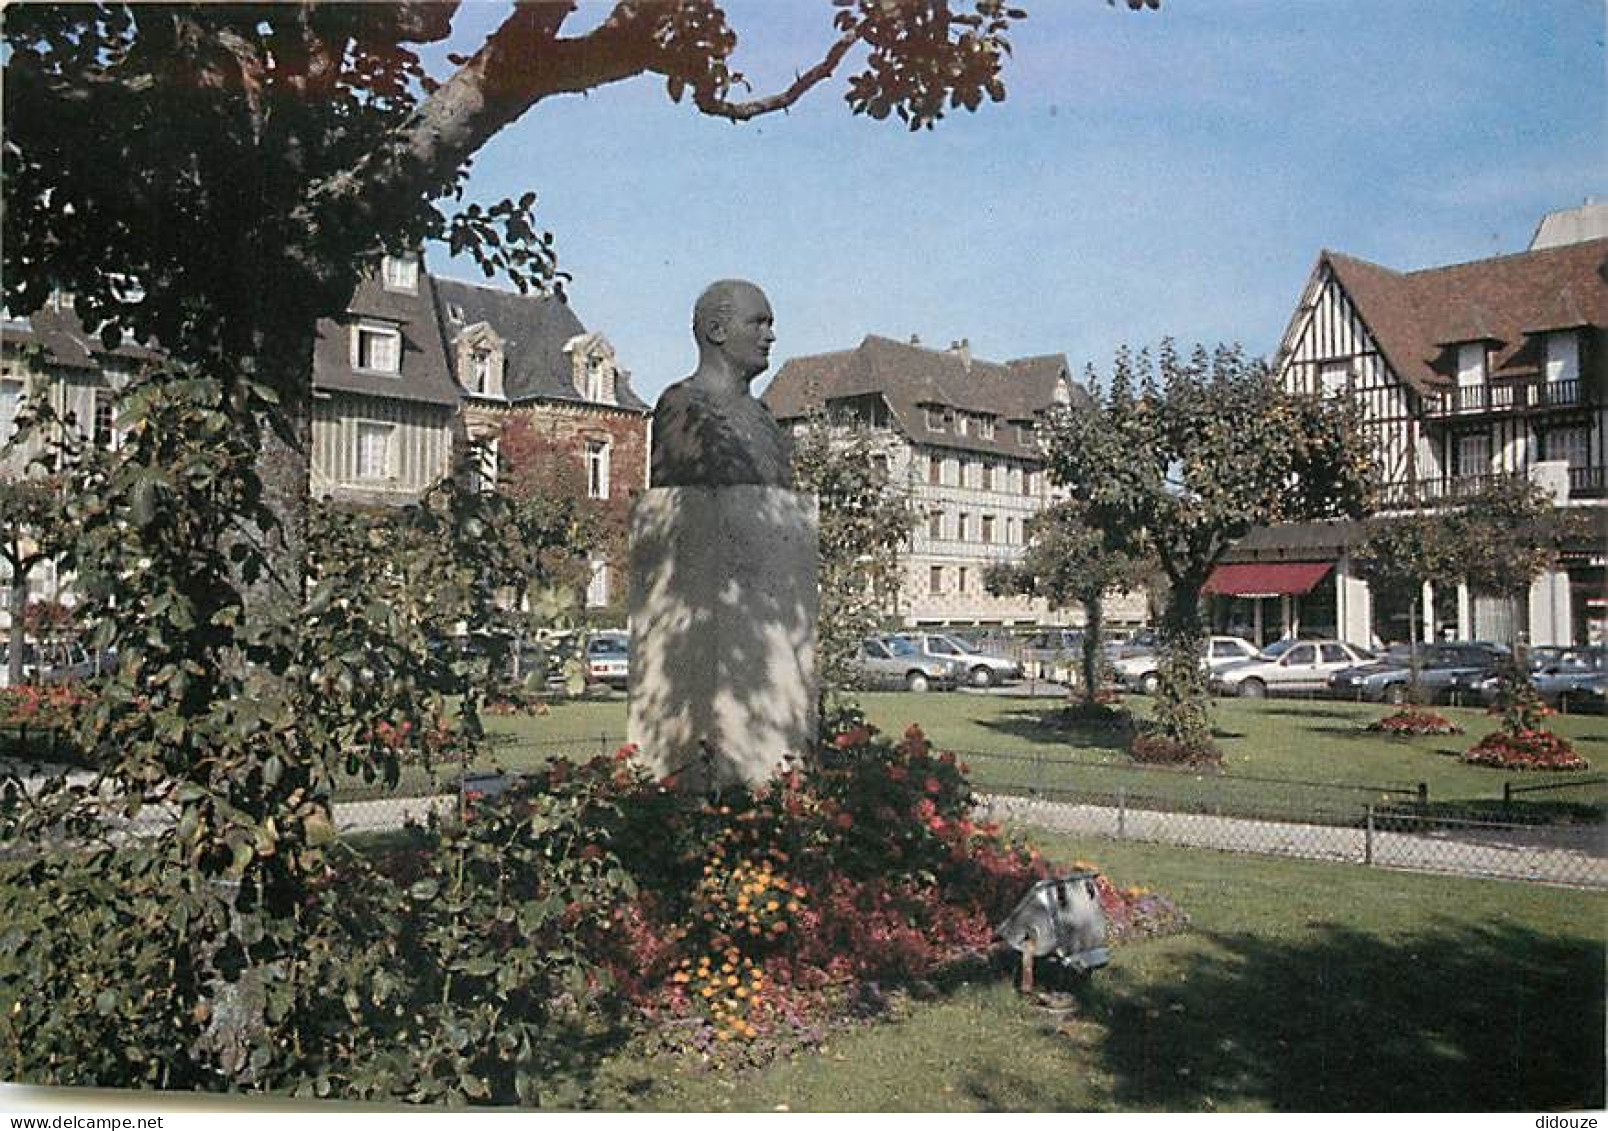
(627, 486), (818, 789)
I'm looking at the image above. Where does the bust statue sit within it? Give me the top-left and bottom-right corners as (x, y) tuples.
(651, 279), (792, 488)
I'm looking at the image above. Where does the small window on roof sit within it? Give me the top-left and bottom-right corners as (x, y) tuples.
(381, 255), (419, 293)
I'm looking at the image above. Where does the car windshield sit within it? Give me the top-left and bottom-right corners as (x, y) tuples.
(588, 636), (628, 656)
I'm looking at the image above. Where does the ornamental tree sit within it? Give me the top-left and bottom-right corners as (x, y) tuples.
(0, 477), (64, 686)
(1351, 510), (1463, 704)
(1039, 342), (1372, 751)
(984, 500), (1149, 704)
(790, 409), (914, 711)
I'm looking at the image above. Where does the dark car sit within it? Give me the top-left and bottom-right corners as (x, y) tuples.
(1329, 642), (1509, 705)
(1462, 646), (1607, 712)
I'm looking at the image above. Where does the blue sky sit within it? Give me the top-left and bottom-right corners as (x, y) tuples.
(420, 1), (1605, 400)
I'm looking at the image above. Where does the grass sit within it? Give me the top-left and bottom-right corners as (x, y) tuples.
(463, 691), (1608, 822)
(582, 834), (1607, 1112)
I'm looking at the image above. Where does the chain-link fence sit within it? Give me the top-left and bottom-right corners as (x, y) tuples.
(958, 747), (1608, 889)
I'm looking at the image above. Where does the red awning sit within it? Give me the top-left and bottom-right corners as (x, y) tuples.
(1202, 562), (1332, 598)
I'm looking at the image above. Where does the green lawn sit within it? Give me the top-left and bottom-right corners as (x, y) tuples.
(583, 834), (1607, 1112)
(463, 692), (1608, 821)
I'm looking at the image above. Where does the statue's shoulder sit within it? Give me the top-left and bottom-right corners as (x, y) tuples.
(653, 378), (708, 417)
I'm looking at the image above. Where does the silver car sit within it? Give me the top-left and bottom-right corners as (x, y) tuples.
(854, 636), (961, 693)
(1212, 639), (1373, 698)
(895, 632), (1022, 688)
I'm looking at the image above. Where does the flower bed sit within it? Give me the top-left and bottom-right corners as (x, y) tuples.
(1463, 729), (1587, 772)
(1366, 709), (1464, 737)
(382, 723), (1189, 1072)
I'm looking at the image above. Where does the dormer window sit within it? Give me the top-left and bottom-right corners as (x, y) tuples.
(381, 255), (419, 293)
(1544, 332), (1580, 403)
(352, 322), (402, 375)
(956, 414), (971, 437)
(563, 332), (619, 406)
(978, 416), (996, 439)
(1455, 342), (1486, 411)
(925, 405), (945, 432)
(456, 324), (503, 398)
(470, 349), (493, 395)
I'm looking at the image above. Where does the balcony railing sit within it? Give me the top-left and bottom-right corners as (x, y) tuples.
(1375, 473), (1516, 509)
(1427, 377), (1587, 417)
(1376, 468), (1606, 509)
(1570, 465), (1607, 499)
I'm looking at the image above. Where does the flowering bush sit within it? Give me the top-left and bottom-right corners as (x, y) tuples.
(1461, 672), (1584, 771)
(0, 683), (90, 730)
(1366, 709), (1464, 736)
(1463, 729), (1587, 772)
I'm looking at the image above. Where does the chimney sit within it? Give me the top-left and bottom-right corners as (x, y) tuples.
(949, 338), (972, 370)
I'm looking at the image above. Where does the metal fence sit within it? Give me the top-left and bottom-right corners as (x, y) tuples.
(958, 748), (1608, 890)
(6, 731), (1605, 889)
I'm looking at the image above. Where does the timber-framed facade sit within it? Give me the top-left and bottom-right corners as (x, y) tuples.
(1214, 217), (1606, 649)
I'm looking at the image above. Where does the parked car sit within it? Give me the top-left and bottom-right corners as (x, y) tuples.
(1211, 639), (1374, 698)
(1560, 672), (1608, 714)
(583, 631), (631, 690)
(1102, 628), (1158, 663)
(1328, 642), (1509, 705)
(1459, 646), (1607, 711)
(853, 636), (961, 693)
(893, 632), (1022, 688)
(0, 640), (115, 687)
(1112, 635), (1261, 695)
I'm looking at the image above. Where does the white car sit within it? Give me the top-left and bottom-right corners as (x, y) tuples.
(1211, 639), (1374, 698)
(1113, 636), (1261, 695)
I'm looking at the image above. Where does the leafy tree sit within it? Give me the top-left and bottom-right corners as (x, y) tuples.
(1351, 510), (1462, 704)
(984, 500), (1148, 703)
(0, 477), (63, 685)
(1040, 342), (1372, 751)
(5, 1), (1157, 611)
(790, 409), (913, 711)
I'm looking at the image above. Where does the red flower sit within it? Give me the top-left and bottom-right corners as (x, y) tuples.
(887, 764), (907, 782)
(928, 816), (947, 834)
(834, 812), (854, 830)
(613, 743), (638, 762)
(923, 777), (941, 795)
(914, 798), (937, 821)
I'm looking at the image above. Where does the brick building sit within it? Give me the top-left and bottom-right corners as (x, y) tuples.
(432, 277), (650, 612)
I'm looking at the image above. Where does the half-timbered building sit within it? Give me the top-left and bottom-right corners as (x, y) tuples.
(1213, 224), (1607, 648)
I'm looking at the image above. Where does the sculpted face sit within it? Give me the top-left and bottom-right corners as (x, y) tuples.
(709, 284), (775, 382)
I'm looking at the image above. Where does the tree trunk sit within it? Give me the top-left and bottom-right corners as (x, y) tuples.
(1080, 593), (1104, 706)
(244, 329), (318, 632)
(1155, 575), (1213, 749)
(7, 569), (27, 686)
(1406, 591), (1423, 706)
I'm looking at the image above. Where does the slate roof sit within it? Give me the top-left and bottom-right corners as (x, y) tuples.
(762, 334), (1088, 459)
(312, 270), (461, 409)
(1, 306), (163, 372)
(431, 277), (648, 412)
(1317, 238), (1608, 396)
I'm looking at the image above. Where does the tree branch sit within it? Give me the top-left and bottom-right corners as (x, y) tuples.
(688, 27), (861, 121)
